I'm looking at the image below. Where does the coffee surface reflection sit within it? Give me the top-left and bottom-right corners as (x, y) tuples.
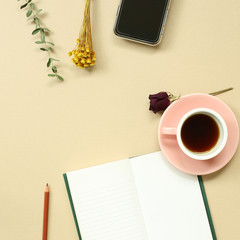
(181, 114), (220, 153)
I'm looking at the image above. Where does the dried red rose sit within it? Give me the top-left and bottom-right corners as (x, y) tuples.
(149, 88), (233, 114)
(149, 92), (179, 113)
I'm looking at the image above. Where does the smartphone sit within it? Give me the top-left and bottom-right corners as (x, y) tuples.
(114, 0), (171, 46)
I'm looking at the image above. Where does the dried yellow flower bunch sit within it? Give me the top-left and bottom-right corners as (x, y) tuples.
(68, 0), (96, 68)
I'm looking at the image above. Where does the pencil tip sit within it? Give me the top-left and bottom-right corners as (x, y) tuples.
(46, 183), (48, 186)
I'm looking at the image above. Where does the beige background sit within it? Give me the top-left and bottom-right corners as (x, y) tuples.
(1, 0), (240, 239)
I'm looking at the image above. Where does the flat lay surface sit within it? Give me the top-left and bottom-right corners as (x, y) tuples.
(1, 1), (240, 240)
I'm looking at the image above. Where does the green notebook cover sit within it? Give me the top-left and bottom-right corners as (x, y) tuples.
(63, 173), (217, 240)
(63, 173), (82, 240)
(198, 175), (217, 240)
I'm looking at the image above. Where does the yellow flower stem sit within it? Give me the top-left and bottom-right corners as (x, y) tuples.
(69, 0), (95, 68)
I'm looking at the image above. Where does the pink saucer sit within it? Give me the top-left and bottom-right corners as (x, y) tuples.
(158, 93), (239, 175)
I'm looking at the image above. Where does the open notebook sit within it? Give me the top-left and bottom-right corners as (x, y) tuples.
(63, 151), (216, 240)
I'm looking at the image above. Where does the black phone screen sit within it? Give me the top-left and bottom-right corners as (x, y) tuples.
(115, 0), (169, 44)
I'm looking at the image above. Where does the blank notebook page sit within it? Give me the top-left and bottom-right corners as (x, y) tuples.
(66, 159), (148, 240)
(130, 152), (213, 240)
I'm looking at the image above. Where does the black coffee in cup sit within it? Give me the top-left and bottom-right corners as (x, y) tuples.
(180, 114), (220, 152)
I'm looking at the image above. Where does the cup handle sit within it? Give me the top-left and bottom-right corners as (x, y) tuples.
(162, 127), (177, 135)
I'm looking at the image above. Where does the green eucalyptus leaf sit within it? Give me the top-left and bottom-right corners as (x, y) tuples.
(35, 9), (43, 16)
(43, 28), (50, 32)
(26, 9), (32, 17)
(40, 29), (45, 42)
(27, 15), (34, 21)
(34, 17), (40, 27)
(35, 40), (44, 44)
(27, 0), (32, 3)
(29, 3), (34, 9)
(32, 28), (41, 35)
(51, 58), (59, 62)
(46, 42), (55, 46)
(48, 74), (56, 77)
(52, 66), (57, 73)
(47, 58), (52, 67)
(56, 75), (64, 81)
(20, 3), (28, 9)
(40, 48), (48, 51)
(28, 9), (42, 21)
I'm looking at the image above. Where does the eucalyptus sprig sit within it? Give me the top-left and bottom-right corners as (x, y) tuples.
(18, 0), (64, 81)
